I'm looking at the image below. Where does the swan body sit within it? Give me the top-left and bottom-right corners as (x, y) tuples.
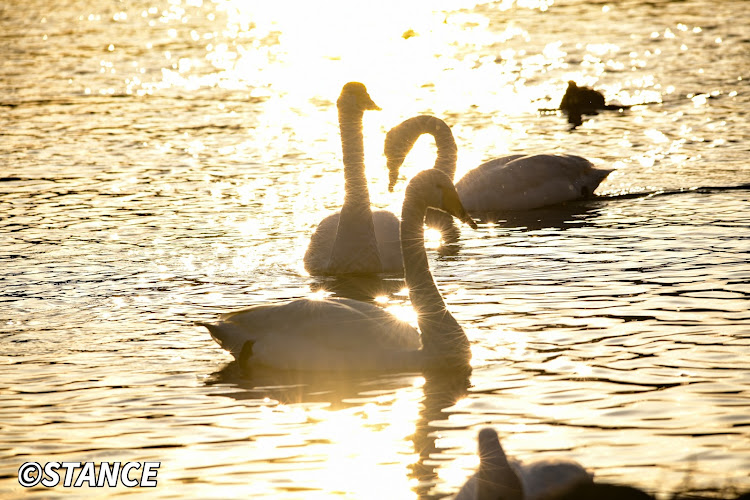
(384, 115), (613, 213)
(304, 210), (402, 274)
(203, 297), (420, 371)
(303, 82), (402, 275)
(201, 169), (476, 372)
(455, 153), (611, 212)
(454, 428), (593, 500)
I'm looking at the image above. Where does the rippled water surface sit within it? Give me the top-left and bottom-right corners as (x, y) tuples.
(1, 0), (749, 498)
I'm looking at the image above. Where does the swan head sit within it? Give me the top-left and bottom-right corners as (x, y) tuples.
(337, 82), (381, 114)
(407, 169), (477, 229)
(460, 428), (524, 500)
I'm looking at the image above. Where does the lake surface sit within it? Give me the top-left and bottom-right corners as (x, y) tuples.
(1, 0), (748, 498)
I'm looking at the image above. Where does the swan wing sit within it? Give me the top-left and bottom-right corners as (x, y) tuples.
(203, 297), (420, 370)
(457, 154), (612, 211)
(513, 458), (593, 500)
(303, 212), (339, 274)
(372, 210), (402, 273)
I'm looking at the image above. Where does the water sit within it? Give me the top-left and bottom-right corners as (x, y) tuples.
(1, 0), (749, 498)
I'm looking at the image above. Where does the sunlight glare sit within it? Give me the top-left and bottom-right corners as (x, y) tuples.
(374, 295), (390, 304)
(297, 389), (421, 499)
(424, 228), (443, 249)
(385, 303), (418, 325)
(309, 289), (329, 301)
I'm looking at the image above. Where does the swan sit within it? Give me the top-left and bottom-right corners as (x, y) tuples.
(384, 115), (613, 213)
(200, 169), (476, 372)
(454, 428), (594, 500)
(303, 82), (402, 275)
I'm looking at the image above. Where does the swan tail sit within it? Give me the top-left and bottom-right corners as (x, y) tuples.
(583, 167), (614, 197)
(591, 167), (614, 182)
(197, 321), (250, 359)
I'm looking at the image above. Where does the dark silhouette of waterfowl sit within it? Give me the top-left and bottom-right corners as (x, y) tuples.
(559, 81), (630, 126)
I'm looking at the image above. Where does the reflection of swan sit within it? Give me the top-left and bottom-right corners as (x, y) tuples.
(201, 169), (476, 372)
(304, 82), (402, 275)
(454, 428), (593, 500)
(410, 371), (471, 493)
(308, 274), (405, 303)
(385, 115), (613, 213)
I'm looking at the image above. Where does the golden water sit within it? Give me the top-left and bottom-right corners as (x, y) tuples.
(1, 0), (749, 498)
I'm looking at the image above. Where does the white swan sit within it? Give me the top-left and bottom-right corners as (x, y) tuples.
(303, 82), (402, 275)
(454, 428), (593, 500)
(200, 169), (476, 372)
(384, 115), (613, 213)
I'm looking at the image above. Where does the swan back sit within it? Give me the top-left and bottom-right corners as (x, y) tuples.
(456, 154), (613, 212)
(516, 457), (593, 500)
(201, 297), (421, 371)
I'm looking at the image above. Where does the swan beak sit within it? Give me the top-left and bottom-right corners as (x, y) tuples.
(387, 160), (402, 191)
(384, 132), (406, 191)
(361, 94), (381, 111)
(442, 188), (478, 229)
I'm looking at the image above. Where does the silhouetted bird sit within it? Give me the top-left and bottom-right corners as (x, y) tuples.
(559, 81), (628, 126)
(560, 81), (607, 115)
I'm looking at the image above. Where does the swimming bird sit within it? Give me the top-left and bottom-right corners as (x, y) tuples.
(559, 81), (607, 116)
(559, 81), (630, 126)
(200, 169), (476, 372)
(303, 82), (402, 275)
(384, 115), (613, 213)
(454, 428), (594, 500)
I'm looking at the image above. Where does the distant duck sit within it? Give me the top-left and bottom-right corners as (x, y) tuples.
(559, 81), (629, 126)
(559, 81), (607, 115)
(384, 115), (612, 213)
(200, 169), (476, 373)
(303, 82), (402, 276)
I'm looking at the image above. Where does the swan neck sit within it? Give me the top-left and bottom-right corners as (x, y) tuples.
(400, 116), (458, 179)
(401, 195), (469, 364)
(327, 106), (381, 273)
(339, 108), (371, 206)
(429, 118), (458, 179)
